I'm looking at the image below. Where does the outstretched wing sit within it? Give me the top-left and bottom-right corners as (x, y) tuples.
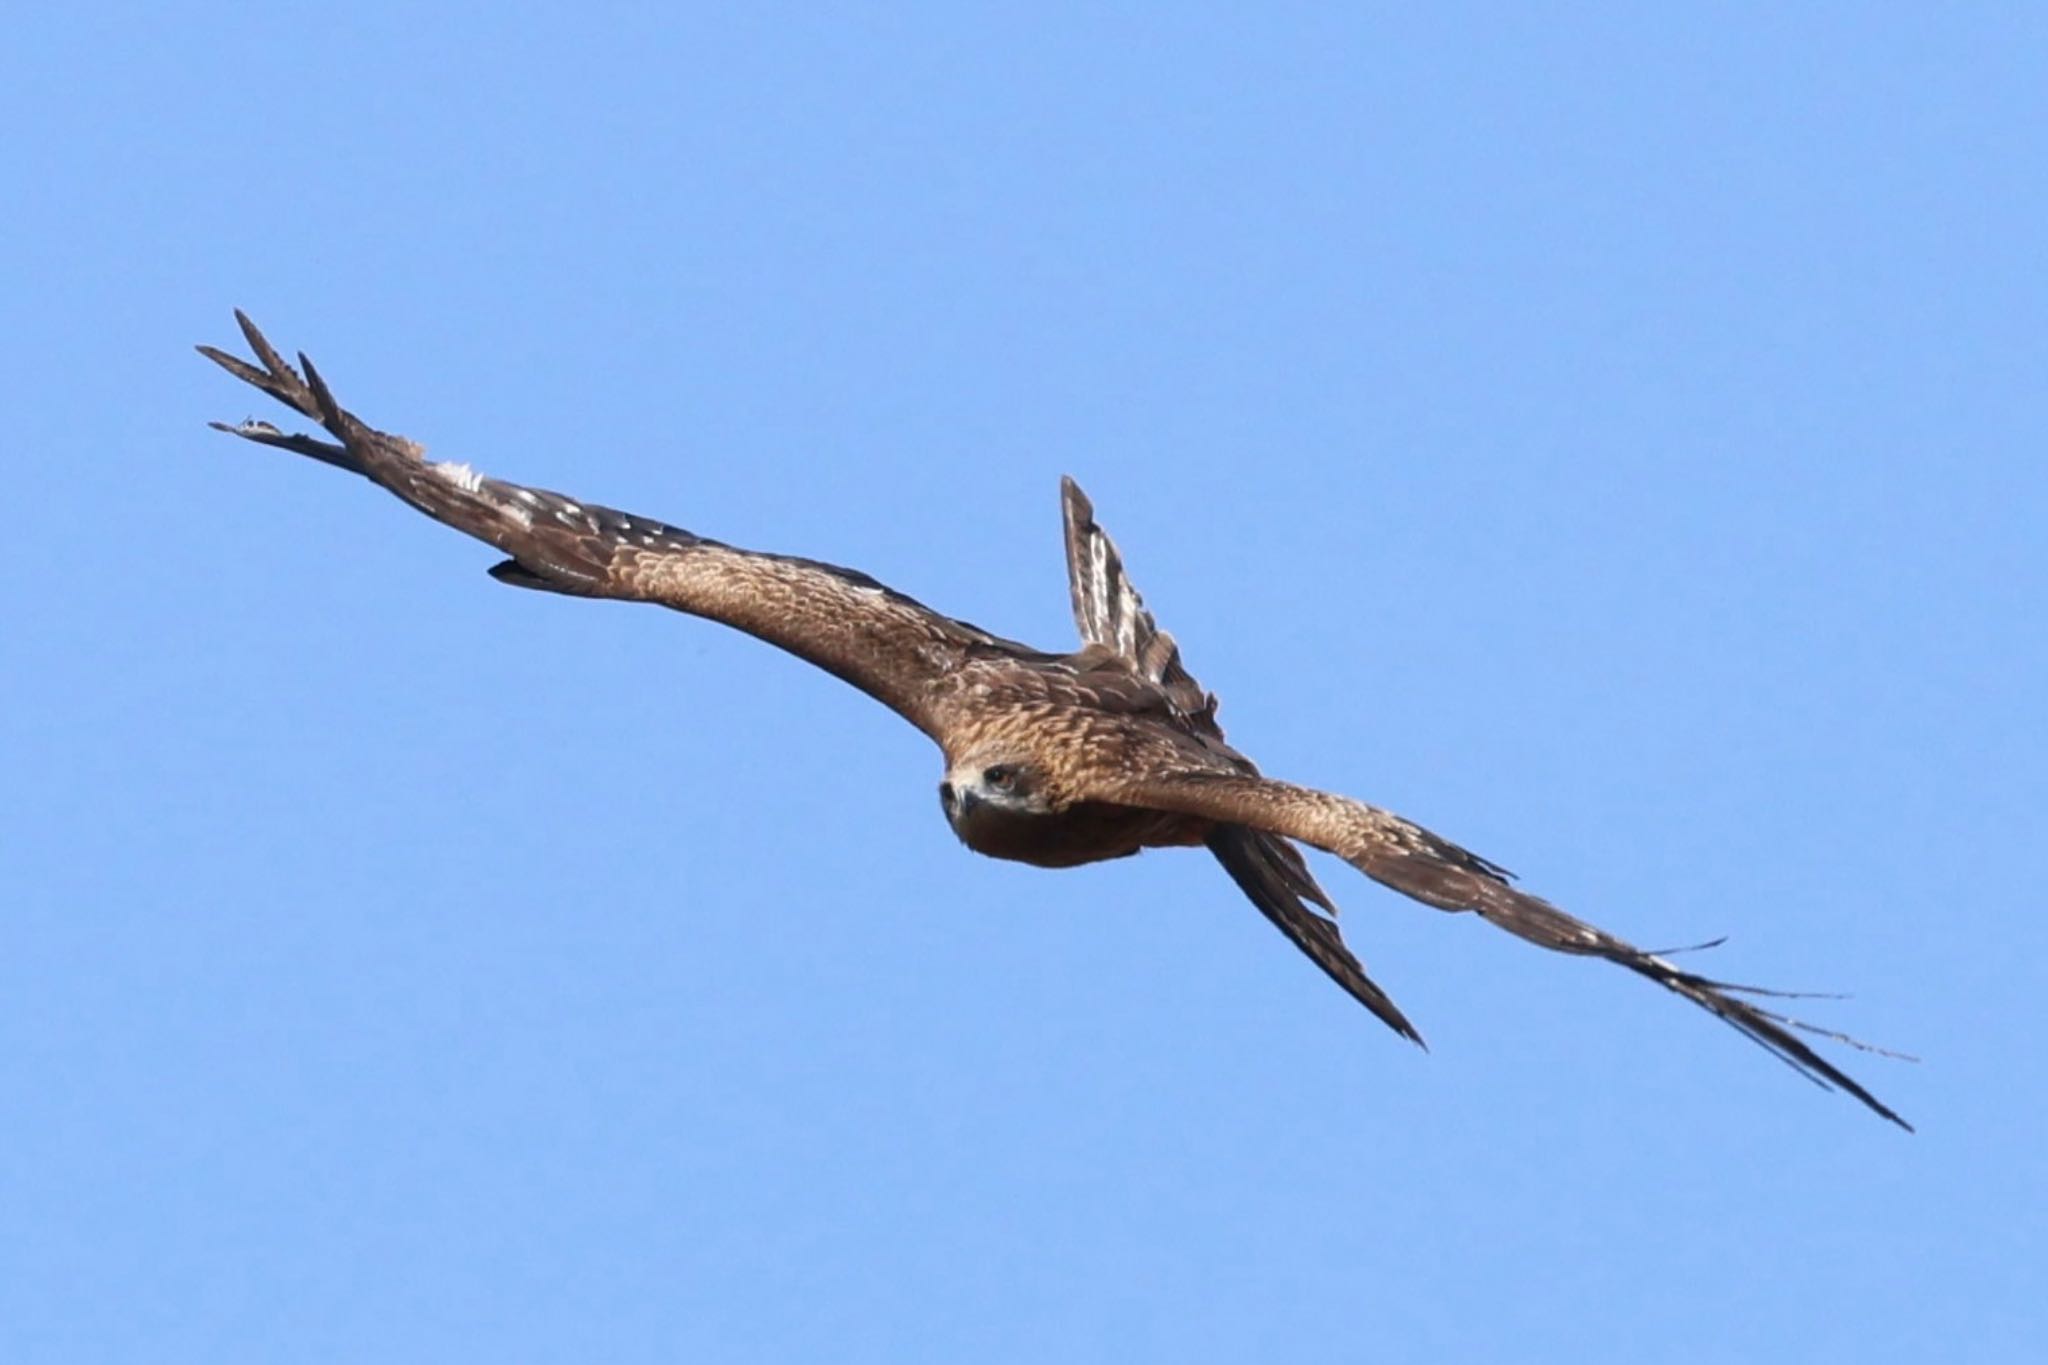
(199, 312), (1018, 739)
(1059, 478), (1419, 1042)
(1061, 475), (1215, 723)
(1100, 768), (1912, 1129)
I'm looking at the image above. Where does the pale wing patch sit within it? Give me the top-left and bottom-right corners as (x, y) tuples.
(431, 460), (484, 493)
(1086, 530), (1116, 652)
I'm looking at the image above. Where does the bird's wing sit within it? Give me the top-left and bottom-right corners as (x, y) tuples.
(1204, 825), (1423, 1044)
(1098, 767), (1912, 1129)
(1060, 475), (1214, 723)
(199, 312), (1021, 739)
(1058, 479), (1420, 1038)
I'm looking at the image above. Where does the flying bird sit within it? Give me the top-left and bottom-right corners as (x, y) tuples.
(199, 312), (1911, 1128)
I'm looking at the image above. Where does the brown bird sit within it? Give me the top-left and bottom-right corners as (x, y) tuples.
(199, 312), (1911, 1128)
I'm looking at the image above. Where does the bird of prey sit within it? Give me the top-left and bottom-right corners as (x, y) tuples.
(199, 312), (1910, 1129)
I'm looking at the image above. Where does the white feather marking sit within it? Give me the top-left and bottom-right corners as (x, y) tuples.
(431, 460), (485, 494)
(1087, 534), (1112, 642)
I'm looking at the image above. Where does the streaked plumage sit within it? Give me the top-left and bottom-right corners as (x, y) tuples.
(200, 312), (1911, 1128)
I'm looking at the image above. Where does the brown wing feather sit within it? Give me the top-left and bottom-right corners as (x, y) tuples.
(199, 312), (1014, 737)
(1207, 826), (1423, 1044)
(1060, 475), (1213, 722)
(1103, 769), (1912, 1129)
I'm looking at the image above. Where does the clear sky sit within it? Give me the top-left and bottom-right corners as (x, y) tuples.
(3, 5), (2042, 1362)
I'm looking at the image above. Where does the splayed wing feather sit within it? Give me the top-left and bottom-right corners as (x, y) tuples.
(1105, 770), (1912, 1129)
(199, 312), (1014, 737)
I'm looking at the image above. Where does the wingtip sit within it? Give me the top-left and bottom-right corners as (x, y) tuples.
(232, 309), (270, 355)
(1363, 993), (1429, 1050)
(1064, 474), (1097, 527)
(298, 351), (342, 426)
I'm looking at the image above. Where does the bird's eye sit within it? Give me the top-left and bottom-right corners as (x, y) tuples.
(983, 764), (1018, 791)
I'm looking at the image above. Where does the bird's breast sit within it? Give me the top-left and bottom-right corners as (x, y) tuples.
(946, 799), (1210, 869)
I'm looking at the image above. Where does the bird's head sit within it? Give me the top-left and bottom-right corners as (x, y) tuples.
(938, 751), (1057, 830)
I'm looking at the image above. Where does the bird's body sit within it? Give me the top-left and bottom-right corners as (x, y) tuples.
(200, 312), (1911, 1128)
(945, 790), (1206, 868)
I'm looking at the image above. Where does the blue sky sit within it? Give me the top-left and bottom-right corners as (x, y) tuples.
(3, 5), (2042, 1361)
